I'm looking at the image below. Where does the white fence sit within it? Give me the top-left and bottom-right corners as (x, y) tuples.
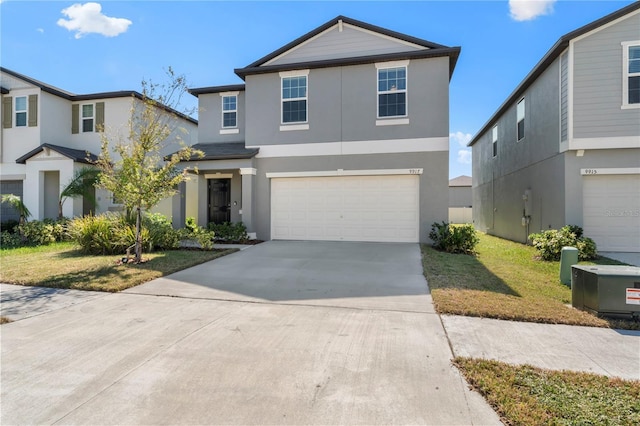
(448, 207), (473, 224)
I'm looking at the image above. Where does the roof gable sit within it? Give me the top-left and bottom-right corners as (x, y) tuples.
(263, 20), (429, 67)
(236, 16), (459, 79)
(16, 143), (98, 165)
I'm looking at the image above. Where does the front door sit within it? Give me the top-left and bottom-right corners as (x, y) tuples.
(208, 178), (231, 224)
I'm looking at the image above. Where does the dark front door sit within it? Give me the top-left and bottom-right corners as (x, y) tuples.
(208, 178), (231, 224)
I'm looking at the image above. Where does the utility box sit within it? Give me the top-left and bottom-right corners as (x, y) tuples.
(571, 265), (640, 318)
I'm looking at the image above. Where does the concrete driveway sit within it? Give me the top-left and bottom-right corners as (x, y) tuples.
(1, 241), (500, 425)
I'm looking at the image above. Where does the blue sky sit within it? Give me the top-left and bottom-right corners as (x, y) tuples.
(1, 0), (635, 178)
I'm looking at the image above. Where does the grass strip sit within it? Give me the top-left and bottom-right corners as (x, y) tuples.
(0, 242), (237, 292)
(422, 233), (638, 329)
(455, 357), (640, 426)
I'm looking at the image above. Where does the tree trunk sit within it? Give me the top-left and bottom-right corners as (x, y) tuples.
(135, 207), (142, 263)
(58, 200), (63, 219)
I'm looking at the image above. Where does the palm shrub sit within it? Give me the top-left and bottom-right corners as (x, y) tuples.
(67, 213), (126, 255)
(529, 225), (597, 261)
(429, 222), (479, 255)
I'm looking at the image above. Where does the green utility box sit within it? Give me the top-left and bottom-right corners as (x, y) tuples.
(571, 265), (640, 318)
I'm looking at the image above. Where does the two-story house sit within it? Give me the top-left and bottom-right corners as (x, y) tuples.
(180, 16), (460, 243)
(469, 2), (640, 256)
(0, 67), (198, 222)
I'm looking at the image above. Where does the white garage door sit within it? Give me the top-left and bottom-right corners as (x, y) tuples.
(271, 175), (419, 242)
(583, 174), (640, 252)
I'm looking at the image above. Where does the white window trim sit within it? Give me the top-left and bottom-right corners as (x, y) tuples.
(492, 125), (498, 158)
(376, 64), (408, 120)
(15, 96), (27, 127)
(621, 40), (640, 109)
(516, 97), (525, 142)
(280, 70), (309, 127)
(82, 103), (94, 133)
(220, 92), (239, 129)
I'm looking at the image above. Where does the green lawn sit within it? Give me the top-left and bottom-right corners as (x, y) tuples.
(0, 242), (237, 292)
(455, 357), (640, 426)
(422, 233), (637, 329)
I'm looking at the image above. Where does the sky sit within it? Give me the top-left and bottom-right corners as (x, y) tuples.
(1, 0), (636, 178)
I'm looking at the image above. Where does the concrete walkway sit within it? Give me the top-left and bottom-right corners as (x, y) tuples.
(0, 242), (500, 425)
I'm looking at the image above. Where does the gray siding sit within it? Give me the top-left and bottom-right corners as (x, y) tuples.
(473, 58), (563, 243)
(253, 151), (448, 243)
(560, 51), (568, 142)
(245, 57), (450, 146)
(197, 92), (245, 143)
(573, 12), (640, 139)
(268, 25), (424, 66)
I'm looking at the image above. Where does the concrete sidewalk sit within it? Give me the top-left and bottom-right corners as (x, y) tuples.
(442, 315), (640, 381)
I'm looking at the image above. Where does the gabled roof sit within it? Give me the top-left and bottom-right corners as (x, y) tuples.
(449, 175), (472, 187)
(234, 15), (460, 80)
(176, 142), (259, 161)
(16, 143), (99, 165)
(188, 84), (246, 97)
(0, 67), (197, 125)
(468, 1), (640, 147)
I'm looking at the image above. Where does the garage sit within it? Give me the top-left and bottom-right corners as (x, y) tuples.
(582, 174), (640, 252)
(271, 174), (420, 242)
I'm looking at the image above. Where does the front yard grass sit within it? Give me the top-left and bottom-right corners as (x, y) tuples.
(422, 232), (637, 329)
(455, 357), (640, 426)
(0, 242), (237, 292)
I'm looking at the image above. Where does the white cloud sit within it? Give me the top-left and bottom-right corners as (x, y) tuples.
(450, 131), (473, 148)
(57, 2), (132, 39)
(457, 149), (472, 165)
(36, 28), (44, 33)
(509, 0), (556, 22)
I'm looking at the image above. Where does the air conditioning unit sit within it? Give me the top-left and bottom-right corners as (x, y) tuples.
(571, 265), (640, 318)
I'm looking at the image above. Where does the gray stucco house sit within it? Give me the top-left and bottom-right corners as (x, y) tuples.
(178, 16), (460, 243)
(469, 2), (640, 254)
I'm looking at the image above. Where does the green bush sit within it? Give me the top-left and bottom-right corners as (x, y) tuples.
(42, 218), (70, 242)
(0, 220), (19, 233)
(144, 213), (179, 250)
(207, 221), (248, 242)
(529, 225), (598, 261)
(0, 231), (22, 248)
(429, 222), (479, 255)
(67, 213), (126, 255)
(18, 221), (56, 246)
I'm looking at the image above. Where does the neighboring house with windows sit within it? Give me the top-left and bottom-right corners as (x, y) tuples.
(469, 2), (640, 254)
(448, 175), (472, 224)
(0, 67), (197, 222)
(182, 16), (460, 242)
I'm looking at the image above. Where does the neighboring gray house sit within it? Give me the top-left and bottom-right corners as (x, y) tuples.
(469, 2), (640, 254)
(180, 16), (460, 243)
(448, 175), (472, 224)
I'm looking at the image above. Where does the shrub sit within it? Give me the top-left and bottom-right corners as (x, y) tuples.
(42, 218), (70, 242)
(144, 213), (179, 250)
(207, 222), (248, 242)
(18, 221), (56, 246)
(67, 213), (126, 255)
(429, 222), (479, 255)
(0, 220), (19, 233)
(0, 231), (22, 248)
(529, 225), (598, 261)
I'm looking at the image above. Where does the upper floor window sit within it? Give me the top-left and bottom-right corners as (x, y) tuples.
(378, 66), (407, 118)
(222, 95), (237, 128)
(15, 96), (27, 127)
(622, 42), (640, 108)
(517, 98), (525, 141)
(82, 104), (94, 132)
(282, 75), (307, 124)
(492, 125), (498, 157)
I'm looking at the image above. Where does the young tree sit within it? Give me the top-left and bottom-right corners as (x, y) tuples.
(58, 167), (100, 219)
(96, 68), (202, 263)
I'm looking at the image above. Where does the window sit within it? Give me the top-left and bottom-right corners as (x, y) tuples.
(623, 42), (640, 107)
(15, 97), (27, 127)
(222, 95), (237, 128)
(82, 104), (94, 132)
(282, 76), (307, 123)
(378, 66), (407, 118)
(517, 98), (525, 141)
(492, 125), (498, 157)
